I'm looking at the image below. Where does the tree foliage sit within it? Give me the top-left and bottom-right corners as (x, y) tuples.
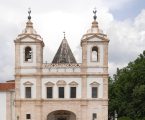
(109, 51), (145, 120)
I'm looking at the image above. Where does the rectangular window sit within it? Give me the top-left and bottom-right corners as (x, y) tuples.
(70, 87), (76, 98)
(47, 87), (53, 98)
(92, 87), (98, 98)
(26, 114), (31, 119)
(25, 87), (31, 98)
(59, 87), (64, 98)
(92, 113), (97, 120)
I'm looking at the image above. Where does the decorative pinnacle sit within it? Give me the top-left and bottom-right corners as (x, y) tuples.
(63, 32), (66, 39)
(28, 8), (31, 20)
(93, 8), (97, 21)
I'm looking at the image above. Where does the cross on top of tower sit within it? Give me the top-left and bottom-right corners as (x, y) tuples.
(28, 8), (31, 20)
(63, 32), (66, 39)
(93, 8), (97, 21)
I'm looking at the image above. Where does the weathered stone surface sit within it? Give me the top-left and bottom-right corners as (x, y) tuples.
(52, 38), (77, 64)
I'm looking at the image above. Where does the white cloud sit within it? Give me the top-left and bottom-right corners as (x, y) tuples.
(0, 0), (144, 81)
(108, 9), (145, 75)
(134, 9), (145, 31)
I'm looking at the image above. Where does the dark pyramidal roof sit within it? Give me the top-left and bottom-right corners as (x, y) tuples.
(52, 38), (77, 64)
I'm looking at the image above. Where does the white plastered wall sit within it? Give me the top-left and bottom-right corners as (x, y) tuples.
(20, 69), (37, 74)
(87, 67), (103, 73)
(87, 105), (103, 120)
(20, 78), (36, 99)
(42, 78), (81, 99)
(0, 92), (6, 120)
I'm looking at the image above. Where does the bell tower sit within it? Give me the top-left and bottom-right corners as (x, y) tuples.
(81, 9), (109, 73)
(14, 9), (44, 72)
(14, 9), (44, 120)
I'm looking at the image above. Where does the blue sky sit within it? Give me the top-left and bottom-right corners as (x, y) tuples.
(111, 0), (145, 20)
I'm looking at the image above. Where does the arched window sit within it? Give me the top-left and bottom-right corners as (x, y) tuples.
(25, 47), (32, 62)
(91, 46), (98, 62)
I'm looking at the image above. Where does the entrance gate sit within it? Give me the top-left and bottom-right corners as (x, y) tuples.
(47, 110), (76, 120)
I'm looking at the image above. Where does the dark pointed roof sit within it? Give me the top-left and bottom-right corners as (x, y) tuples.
(52, 38), (77, 64)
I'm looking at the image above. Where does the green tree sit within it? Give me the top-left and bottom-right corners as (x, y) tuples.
(109, 51), (145, 120)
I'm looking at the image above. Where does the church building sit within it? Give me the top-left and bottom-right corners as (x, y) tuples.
(0, 9), (109, 120)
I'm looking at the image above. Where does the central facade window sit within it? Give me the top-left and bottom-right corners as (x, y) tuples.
(92, 87), (98, 98)
(70, 87), (76, 98)
(69, 81), (78, 99)
(47, 87), (53, 98)
(59, 87), (64, 98)
(25, 87), (31, 98)
(56, 80), (66, 98)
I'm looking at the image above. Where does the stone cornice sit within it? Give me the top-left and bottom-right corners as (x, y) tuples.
(15, 65), (108, 69)
(15, 98), (109, 102)
(14, 35), (44, 47)
(15, 73), (109, 77)
(81, 33), (109, 46)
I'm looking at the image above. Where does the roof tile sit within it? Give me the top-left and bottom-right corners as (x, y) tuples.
(0, 83), (15, 91)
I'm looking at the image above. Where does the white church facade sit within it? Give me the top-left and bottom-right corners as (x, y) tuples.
(0, 10), (109, 120)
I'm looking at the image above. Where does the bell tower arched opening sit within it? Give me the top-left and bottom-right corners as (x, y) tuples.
(25, 46), (32, 62)
(91, 46), (99, 62)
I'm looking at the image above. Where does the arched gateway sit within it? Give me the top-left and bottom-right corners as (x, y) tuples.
(47, 110), (76, 120)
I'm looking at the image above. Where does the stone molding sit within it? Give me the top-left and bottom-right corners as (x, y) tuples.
(68, 81), (78, 87)
(45, 82), (55, 87)
(15, 98), (108, 102)
(43, 63), (81, 68)
(90, 81), (100, 87)
(23, 81), (33, 86)
(15, 73), (109, 77)
(81, 33), (109, 42)
(56, 80), (67, 86)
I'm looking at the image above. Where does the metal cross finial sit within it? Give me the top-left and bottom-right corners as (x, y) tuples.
(93, 8), (97, 20)
(63, 32), (66, 39)
(28, 8), (31, 20)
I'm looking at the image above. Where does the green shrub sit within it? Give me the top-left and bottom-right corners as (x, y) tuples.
(118, 116), (132, 120)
